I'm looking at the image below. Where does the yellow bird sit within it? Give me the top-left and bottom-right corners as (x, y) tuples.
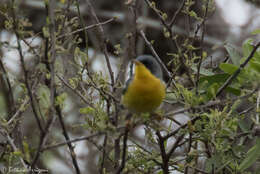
(122, 55), (166, 113)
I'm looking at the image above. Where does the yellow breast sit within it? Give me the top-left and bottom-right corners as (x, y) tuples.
(122, 63), (165, 113)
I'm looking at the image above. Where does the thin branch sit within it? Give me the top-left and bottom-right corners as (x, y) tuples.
(11, 0), (44, 133)
(7, 98), (29, 125)
(156, 131), (169, 174)
(216, 41), (260, 97)
(139, 30), (171, 78)
(0, 57), (15, 116)
(57, 18), (115, 39)
(143, 0), (194, 86)
(166, 134), (185, 158)
(164, 100), (221, 117)
(99, 134), (107, 174)
(116, 128), (129, 174)
(85, 0), (115, 86)
(165, 87), (258, 118)
(55, 103), (81, 174)
(256, 90), (260, 124)
(169, 0), (186, 27)
(195, 0), (209, 94)
(41, 133), (104, 151)
(21, 1), (225, 46)
(49, 0), (56, 109)
(75, 0), (89, 57)
(31, 1), (58, 168)
(31, 116), (57, 168)
(114, 137), (121, 169)
(163, 117), (200, 140)
(57, 75), (95, 107)
(0, 128), (29, 169)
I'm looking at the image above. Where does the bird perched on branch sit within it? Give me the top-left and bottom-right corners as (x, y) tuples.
(122, 55), (165, 113)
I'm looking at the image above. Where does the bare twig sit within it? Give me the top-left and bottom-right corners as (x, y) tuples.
(21, 1), (224, 46)
(163, 117), (200, 140)
(195, 0), (209, 94)
(164, 100), (221, 117)
(143, 0), (194, 86)
(11, 0), (44, 133)
(7, 98), (29, 125)
(0, 128), (29, 169)
(41, 133), (104, 151)
(0, 57), (15, 116)
(114, 137), (121, 169)
(139, 30), (171, 78)
(55, 103), (81, 174)
(169, 0), (186, 27)
(166, 134), (185, 158)
(156, 131), (169, 174)
(31, 2), (58, 168)
(85, 0), (115, 86)
(216, 42), (260, 97)
(256, 90), (260, 123)
(57, 17), (115, 39)
(48, 0), (56, 113)
(31, 115), (57, 169)
(75, 0), (89, 56)
(165, 87), (259, 118)
(116, 128), (129, 174)
(99, 134), (107, 174)
(57, 75), (95, 107)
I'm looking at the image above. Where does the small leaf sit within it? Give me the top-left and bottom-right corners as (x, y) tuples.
(249, 60), (260, 73)
(199, 73), (230, 86)
(251, 28), (260, 35)
(37, 85), (51, 116)
(23, 141), (31, 161)
(13, 151), (22, 156)
(207, 83), (219, 98)
(242, 39), (254, 58)
(74, 47), (88, 66)
(238, 119), (252, 132)
(55, 92), (67, 108)
(238, 138), (260, 171)
(226, 87), (241, 96)
(224, 43), (241, 66)
(80, 107), (95, 115)
(191, 65), (214, 76)
(219, 63), (239, 75)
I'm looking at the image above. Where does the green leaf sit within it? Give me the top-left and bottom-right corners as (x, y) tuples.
(13, 150), (22, 156)
(238, 138), (260, 171)
(207, 83), (219, 98)
(224, 43), (241, 66)
(255, 51), (260, 61)
(226, 87), (241, 96)
(199, 74), (230, 85)
(74, 47), (88, 66)
(23, 141), (31, 161)
(251, 28), (260, 35)
(80, 107), (95, 115)
(37, 85), (51, 116)
(191, 65), (215, 76)
(219, 63), (239, 75)
(242, 39), (254, 58)
(249, 60), (260, 73)
(238, 119), (252, 132)
(55, 92), (67, 108)
(206, 154), (222, 172)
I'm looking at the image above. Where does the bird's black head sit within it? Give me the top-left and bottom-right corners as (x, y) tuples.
(135, 55), (163, 80)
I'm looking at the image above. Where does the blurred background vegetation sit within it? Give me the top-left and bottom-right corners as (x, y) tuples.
(0, 0), (260, 174)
